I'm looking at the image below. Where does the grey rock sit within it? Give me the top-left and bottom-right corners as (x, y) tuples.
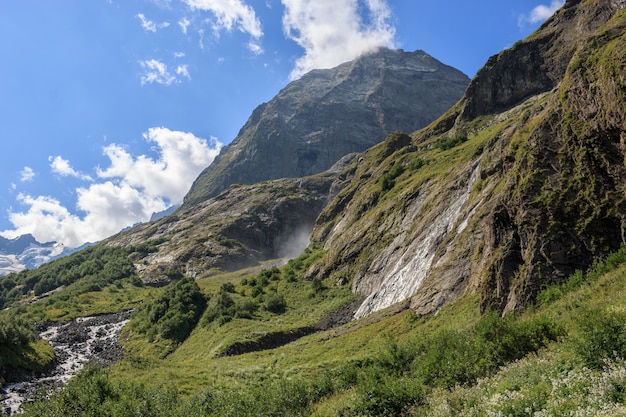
(183, 48), (469, 207)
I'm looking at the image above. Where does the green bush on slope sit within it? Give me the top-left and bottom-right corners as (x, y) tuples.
(0, 312), (55, 373)
(129, 276), (206, 344)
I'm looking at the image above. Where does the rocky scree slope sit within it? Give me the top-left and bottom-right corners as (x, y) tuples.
(307, 0), (626, 318)
(183, 48), (469, 207)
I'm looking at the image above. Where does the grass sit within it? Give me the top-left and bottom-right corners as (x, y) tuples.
(115, 245), (626, 412)
(15, 279), (159, 322)
(13, 243), (626, 416)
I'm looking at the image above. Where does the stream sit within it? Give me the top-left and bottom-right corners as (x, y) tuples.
(0, 311), (131, 415)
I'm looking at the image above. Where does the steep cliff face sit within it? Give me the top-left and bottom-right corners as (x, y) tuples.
(308, 0), (626, 317)
(479, 0), (626, 312)
(183, 48), (469, 207)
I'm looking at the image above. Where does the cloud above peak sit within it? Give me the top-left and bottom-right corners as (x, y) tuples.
(281, 0), (397, 79)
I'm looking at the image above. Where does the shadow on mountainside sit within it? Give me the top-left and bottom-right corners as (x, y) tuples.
(218, 299), (364, 357)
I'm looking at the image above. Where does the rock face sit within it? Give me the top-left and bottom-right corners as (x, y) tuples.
(183, 48), (469, 207)
(307, 0), (626, 317)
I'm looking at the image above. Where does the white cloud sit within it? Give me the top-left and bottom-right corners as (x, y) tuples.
(281, 0), (397, 80)
(137, 13), (171, 32)
(182, 0), (263, 53)
(183, 0), (263, 39)
(97, 127), (221, 203)
(49, 156), (93, 181)
(247, 41), (264, 55)
(176, 64), (191, 79)
(20, 167), (35, 182)
(179, 17), (191, 34)
(139, 58), (191, 85)
(2, 129), (222, 247)
(519, 0), (565, 27)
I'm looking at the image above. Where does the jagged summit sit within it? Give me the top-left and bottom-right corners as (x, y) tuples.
(182, 48), (469, 207)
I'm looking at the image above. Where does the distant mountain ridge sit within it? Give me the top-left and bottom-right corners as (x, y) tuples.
(0, 234), (88, 275)
(183, 48), (469, 207)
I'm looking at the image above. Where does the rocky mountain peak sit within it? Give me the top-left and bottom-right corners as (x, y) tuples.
(182, 48), (469, 208)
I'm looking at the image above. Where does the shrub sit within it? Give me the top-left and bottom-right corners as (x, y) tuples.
(263, 294), (287, 314)
(220, 282), (236, 293)
(408, 157), (427, 171)
(351, 369), (423, 416)
(130, 276), (206, 343)
(436, 133), (467, 150)
(0, 313), (36, 348)
(410, 311), (562, 388)
(379, 164), (406, 192)
(572, 307), (626, 369)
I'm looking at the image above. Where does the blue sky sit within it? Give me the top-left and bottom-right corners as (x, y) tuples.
(0, 0), (564, 247)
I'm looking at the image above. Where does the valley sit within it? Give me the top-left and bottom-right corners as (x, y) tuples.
(1, 0), (626, 415)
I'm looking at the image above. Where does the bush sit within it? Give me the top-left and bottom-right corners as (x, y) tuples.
(130, 276), (206, 343)
(220, 282), (236, 293)
(0, 313), (36, 348)
(436, 134), (467, 150)
(408, 157), (427, 171)
(410, 311), (562, 388)
(263, 294), (287, 314)
(379, 164), (405, 192)
(572, 307), (626, 369)
(351, 371), (423, 416)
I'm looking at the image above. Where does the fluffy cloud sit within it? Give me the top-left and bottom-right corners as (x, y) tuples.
(139, 58), (191, 85)
(281, 0), (397, 79)
(2, 128), (222, 247)
(519, 0), (565, 27)
(181, 0), (263, 53)
(97, 127), (221, 204)
(183, 0), (263, 38)
(50, 156), (93, 181)
(20, 167), (35, 182)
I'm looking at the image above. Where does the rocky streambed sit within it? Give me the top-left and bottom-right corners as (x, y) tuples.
(1, 311), (131, 415)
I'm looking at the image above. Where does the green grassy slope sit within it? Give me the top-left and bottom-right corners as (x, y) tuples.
(12, 244), (626, 416)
